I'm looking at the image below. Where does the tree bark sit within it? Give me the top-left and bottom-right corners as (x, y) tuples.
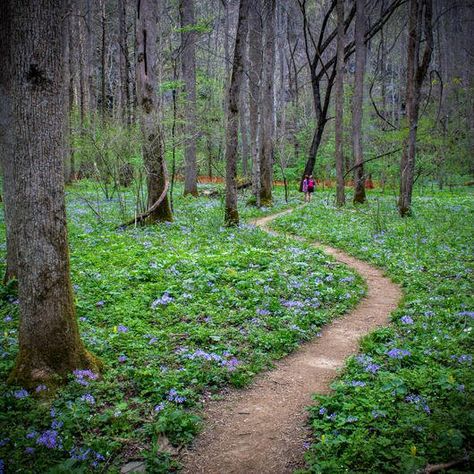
(118, 0), (131, 125)
(398, 0), (433, 216)
(352, 0), (367, 204)
(259, 0), (276, 206)
(239, 36), (250, 177)
(180, 0), (198, 196)
(335, 0), (346, 206)
(248, 1), (262, 205)
(100, 0), (107, 123)
(1, 0), (101, 387)
(225, 0), (250, 226)
(136, 0), (172, 222)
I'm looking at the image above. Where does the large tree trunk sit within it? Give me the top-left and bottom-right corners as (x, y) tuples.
(1, 0), (101, 387)
(259, 0), (276, 206)
(398, 0), (433, 216)
(136, 0), (172, 222)
(335, 0), (346, 206)
(248, 1), (262, 205)
(352, 0), (367, 204)
(225, 0), (250, 226)
(100, 0), (107, 123)
(180, 0), (198, 196)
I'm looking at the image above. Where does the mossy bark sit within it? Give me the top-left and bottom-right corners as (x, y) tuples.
(2, 0), (102, 388)
(224, 0), (250, 227)
(136, 0), (173, 223)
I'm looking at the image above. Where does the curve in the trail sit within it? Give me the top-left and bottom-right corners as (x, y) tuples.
(180, 209), (402, 474)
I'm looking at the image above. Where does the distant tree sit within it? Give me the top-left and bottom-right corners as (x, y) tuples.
(352, 0), (367, 204)
(335, 0), (346, 206)
(0, 0), (101, 387)
(224, 0), (250, 225)
(248, 0), (263, 205)
(398, 0), (433, 216)
(135, 0), (173, 222)
(180, 0), (198, 196)
(259, 0), (276, 206)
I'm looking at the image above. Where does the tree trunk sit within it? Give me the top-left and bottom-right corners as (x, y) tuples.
(118, 0), (131, 126)
(180, 0), (198, 196)
(398, 0), (433, 217)
(1, 0), (101, 387)
(225, 0), (250, 226)
(352, 0), (367, 204)
(259, 0), (276, 206)
(248, 0), (262, 205)
(100, 0), (107, 123)
(136, 0), (172, 222)
(239, 38), (250, 177)
(335, 0), (346, 206)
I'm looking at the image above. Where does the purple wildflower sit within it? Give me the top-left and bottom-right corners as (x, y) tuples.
(458, 311), (474, 319)
(257, 308), (271, 316)
(349, 381), (366, 387)
(386, 348), (411, 359)
(25, 447), (35, 455)
(51, 420), (63, 430)
(26, 432), (38, 440)
(73, 369), (98, 386)
(35, 384), (47, 393)
(281, 299), (304, 308)
(36, 430), (61, 449)
(154, 402), (165, 412)
(3, 315), (12, 323)
(400, 316), (414, 325)
(346, 416), (358, 423)
(14, 389), (29, 399)
(70, 447), (90, 461)
(0, 440), (9, 448)
(117, 325), (128, 333)
(151, 293), (174, 308)
(95, 301), (105, 308)
(149, 337), (158, 344)
(118, 355), (128, 363)
(80, 394), (96, 405)
(303, 441), (311, 450)
(319, 407), (327, 415)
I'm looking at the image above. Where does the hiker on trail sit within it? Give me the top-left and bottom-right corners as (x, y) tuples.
(302, 175), (309, 202)
(306, 175), (316, 202)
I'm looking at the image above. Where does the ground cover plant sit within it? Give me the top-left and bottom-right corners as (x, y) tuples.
(271, 189), (474, 473)
(0, 183), (364, 473)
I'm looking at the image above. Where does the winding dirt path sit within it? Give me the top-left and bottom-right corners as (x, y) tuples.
(180, 209), (401, 474)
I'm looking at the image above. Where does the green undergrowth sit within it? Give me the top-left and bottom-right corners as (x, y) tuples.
(271, 189), (474, 473)
(0, 183), (363, 473)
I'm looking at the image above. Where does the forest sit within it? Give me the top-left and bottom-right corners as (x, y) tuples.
(0, 0), (473, 473)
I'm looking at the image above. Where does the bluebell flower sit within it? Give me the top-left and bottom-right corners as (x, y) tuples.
(117, 325), (128, 333)
(154, 402), (165, 412)
(118, 355), (128, 363)
(25, 447), (35, 455)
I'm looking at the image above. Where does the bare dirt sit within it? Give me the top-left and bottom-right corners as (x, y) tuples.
(180, 209), (401, 474)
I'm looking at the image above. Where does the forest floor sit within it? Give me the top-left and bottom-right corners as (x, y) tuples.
(180, 209), (401, 473)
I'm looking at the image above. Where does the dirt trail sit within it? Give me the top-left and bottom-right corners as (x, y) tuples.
(180, 209), (401, 474)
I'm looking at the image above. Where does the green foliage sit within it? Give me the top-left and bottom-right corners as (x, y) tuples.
(0, 183), (364, 472)
(273, 188), (474, 473)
